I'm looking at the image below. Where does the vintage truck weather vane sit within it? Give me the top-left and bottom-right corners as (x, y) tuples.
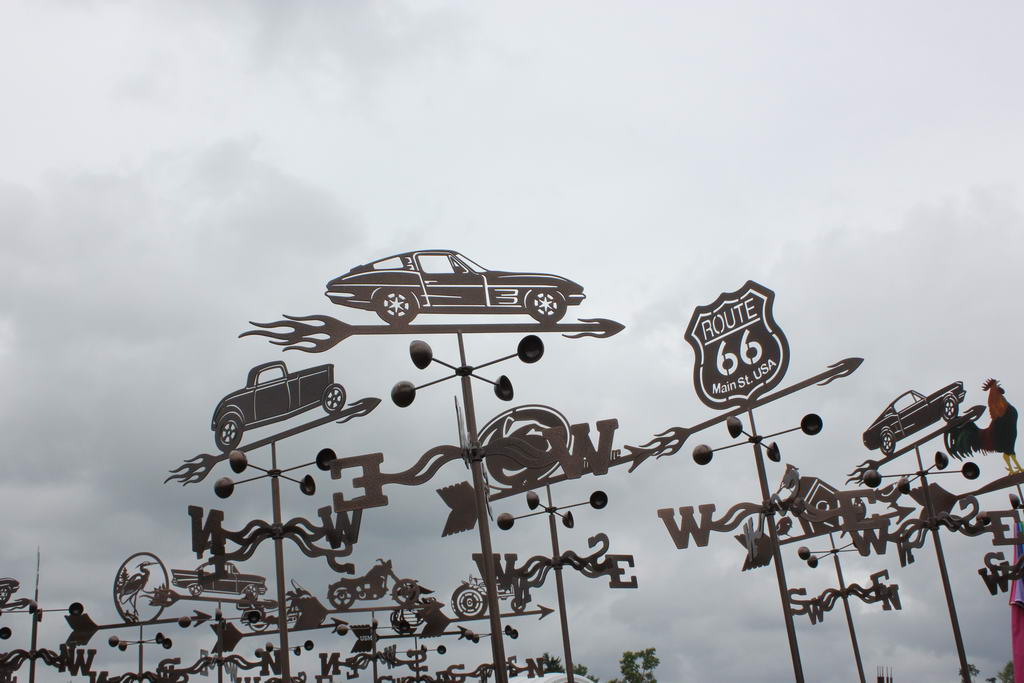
(165, 361), (380, 487)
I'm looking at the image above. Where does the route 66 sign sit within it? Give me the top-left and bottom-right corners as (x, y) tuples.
(685, 281), (789, 410)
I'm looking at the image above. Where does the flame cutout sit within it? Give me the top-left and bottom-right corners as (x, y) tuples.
(240, 315), (354, 353)
(561, 318), (625, 339)
(624, 427), (691, 470)
(817, 357), (864, 386)
(165, 452), (228, 486)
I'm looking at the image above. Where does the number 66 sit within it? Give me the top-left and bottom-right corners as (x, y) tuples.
(716, 330), (762, 376)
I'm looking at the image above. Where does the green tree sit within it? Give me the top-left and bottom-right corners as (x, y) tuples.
(537, 652), (600, 681)
(540, 653), (563, 673)
(608, 648), (659, 683)
(994, 660), (1014, 683)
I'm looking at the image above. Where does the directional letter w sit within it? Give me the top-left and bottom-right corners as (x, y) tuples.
(657, 504), (717, 548)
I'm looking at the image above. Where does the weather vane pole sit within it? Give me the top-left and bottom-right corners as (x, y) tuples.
(455, 331), (509, 680)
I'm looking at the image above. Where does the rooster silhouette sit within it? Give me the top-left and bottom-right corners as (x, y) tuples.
(949, 379), (1020, 474)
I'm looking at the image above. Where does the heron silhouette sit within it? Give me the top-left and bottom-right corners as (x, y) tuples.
(118, 561), (157, 618)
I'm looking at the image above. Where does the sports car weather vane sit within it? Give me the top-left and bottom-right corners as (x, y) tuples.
(240, 250), (624, 352)
(233, 249), (628, 683)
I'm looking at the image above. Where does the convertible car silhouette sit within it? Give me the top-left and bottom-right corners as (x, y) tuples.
(863, 382), (966, 456)
(324, 250), (585, 326)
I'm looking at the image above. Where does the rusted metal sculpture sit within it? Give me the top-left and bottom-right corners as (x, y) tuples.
(240, 249), (625, 683)
(165, 393), (379, 487)
(389, 333), (551, 683)
(326, 558), (429, 610)
(650, 279), (863, 683)
(0, 645), (73, 682)
(322, 250), (588, 326)
(496, 490), (634, 683)
(859, 441), (985, 683)
(0, 583), (50, 683)
(792, 536), (902, 683)
(193, 445), (347, 681)
(686, 414), (823, 681)
(624, 357), (860, 471)
(685, 281), (790, 410)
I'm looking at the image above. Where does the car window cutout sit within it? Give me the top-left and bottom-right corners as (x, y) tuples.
(893, 393), (917, 411)
(418, 254), (456, 274)
(456, 254), (487, 273)
(372, 257), (404, 270)
(257, 366), (286, 385)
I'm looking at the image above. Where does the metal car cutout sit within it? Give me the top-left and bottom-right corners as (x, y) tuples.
(324, 250), (586, 326)
(0, 578), (19, 608)
(211, 361), (346, 451)
(171, 561), (267, 600)
(863, 381), (966, 456)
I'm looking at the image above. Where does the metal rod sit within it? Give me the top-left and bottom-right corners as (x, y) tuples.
(217, 600), (224, 683)
(457, 331), (508, 683)
(29, 548), (38, 683)
(758, 425), (802, 440)
(271, 441), (292, 682)
(431, 357), (460, 372)
(469, 372), (499, 387)
(748, 409), (804, 683)
(474, 353), (517, 371)
(547, 486), (575, 683)
(415, 373), (460, 391)
(138, 624), (143, 678)
(372, 609), (378, 683)
(414, 635), (421, 683)
(829, 532), (865, 683)
(915, 447), (971, 683)
(28, 604), (38, 683)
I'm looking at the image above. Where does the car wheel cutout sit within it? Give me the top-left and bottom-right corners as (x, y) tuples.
(215, 414), (243, 452)
(374, 289), (419, 326)
(880, 428), (895, 456)
(322, 383), (346, 415)
(942, 396), (959, 421)
(525, 289), (567, 325)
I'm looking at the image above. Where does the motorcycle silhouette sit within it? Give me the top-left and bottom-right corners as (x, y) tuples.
(450, 575), (528, 618)
(327, 559), (428, 610)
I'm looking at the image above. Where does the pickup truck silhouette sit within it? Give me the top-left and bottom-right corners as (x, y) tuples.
(211, 361), (346, 451)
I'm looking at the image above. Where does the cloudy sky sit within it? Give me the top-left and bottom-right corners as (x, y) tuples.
(2, 1), (1024, 681)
